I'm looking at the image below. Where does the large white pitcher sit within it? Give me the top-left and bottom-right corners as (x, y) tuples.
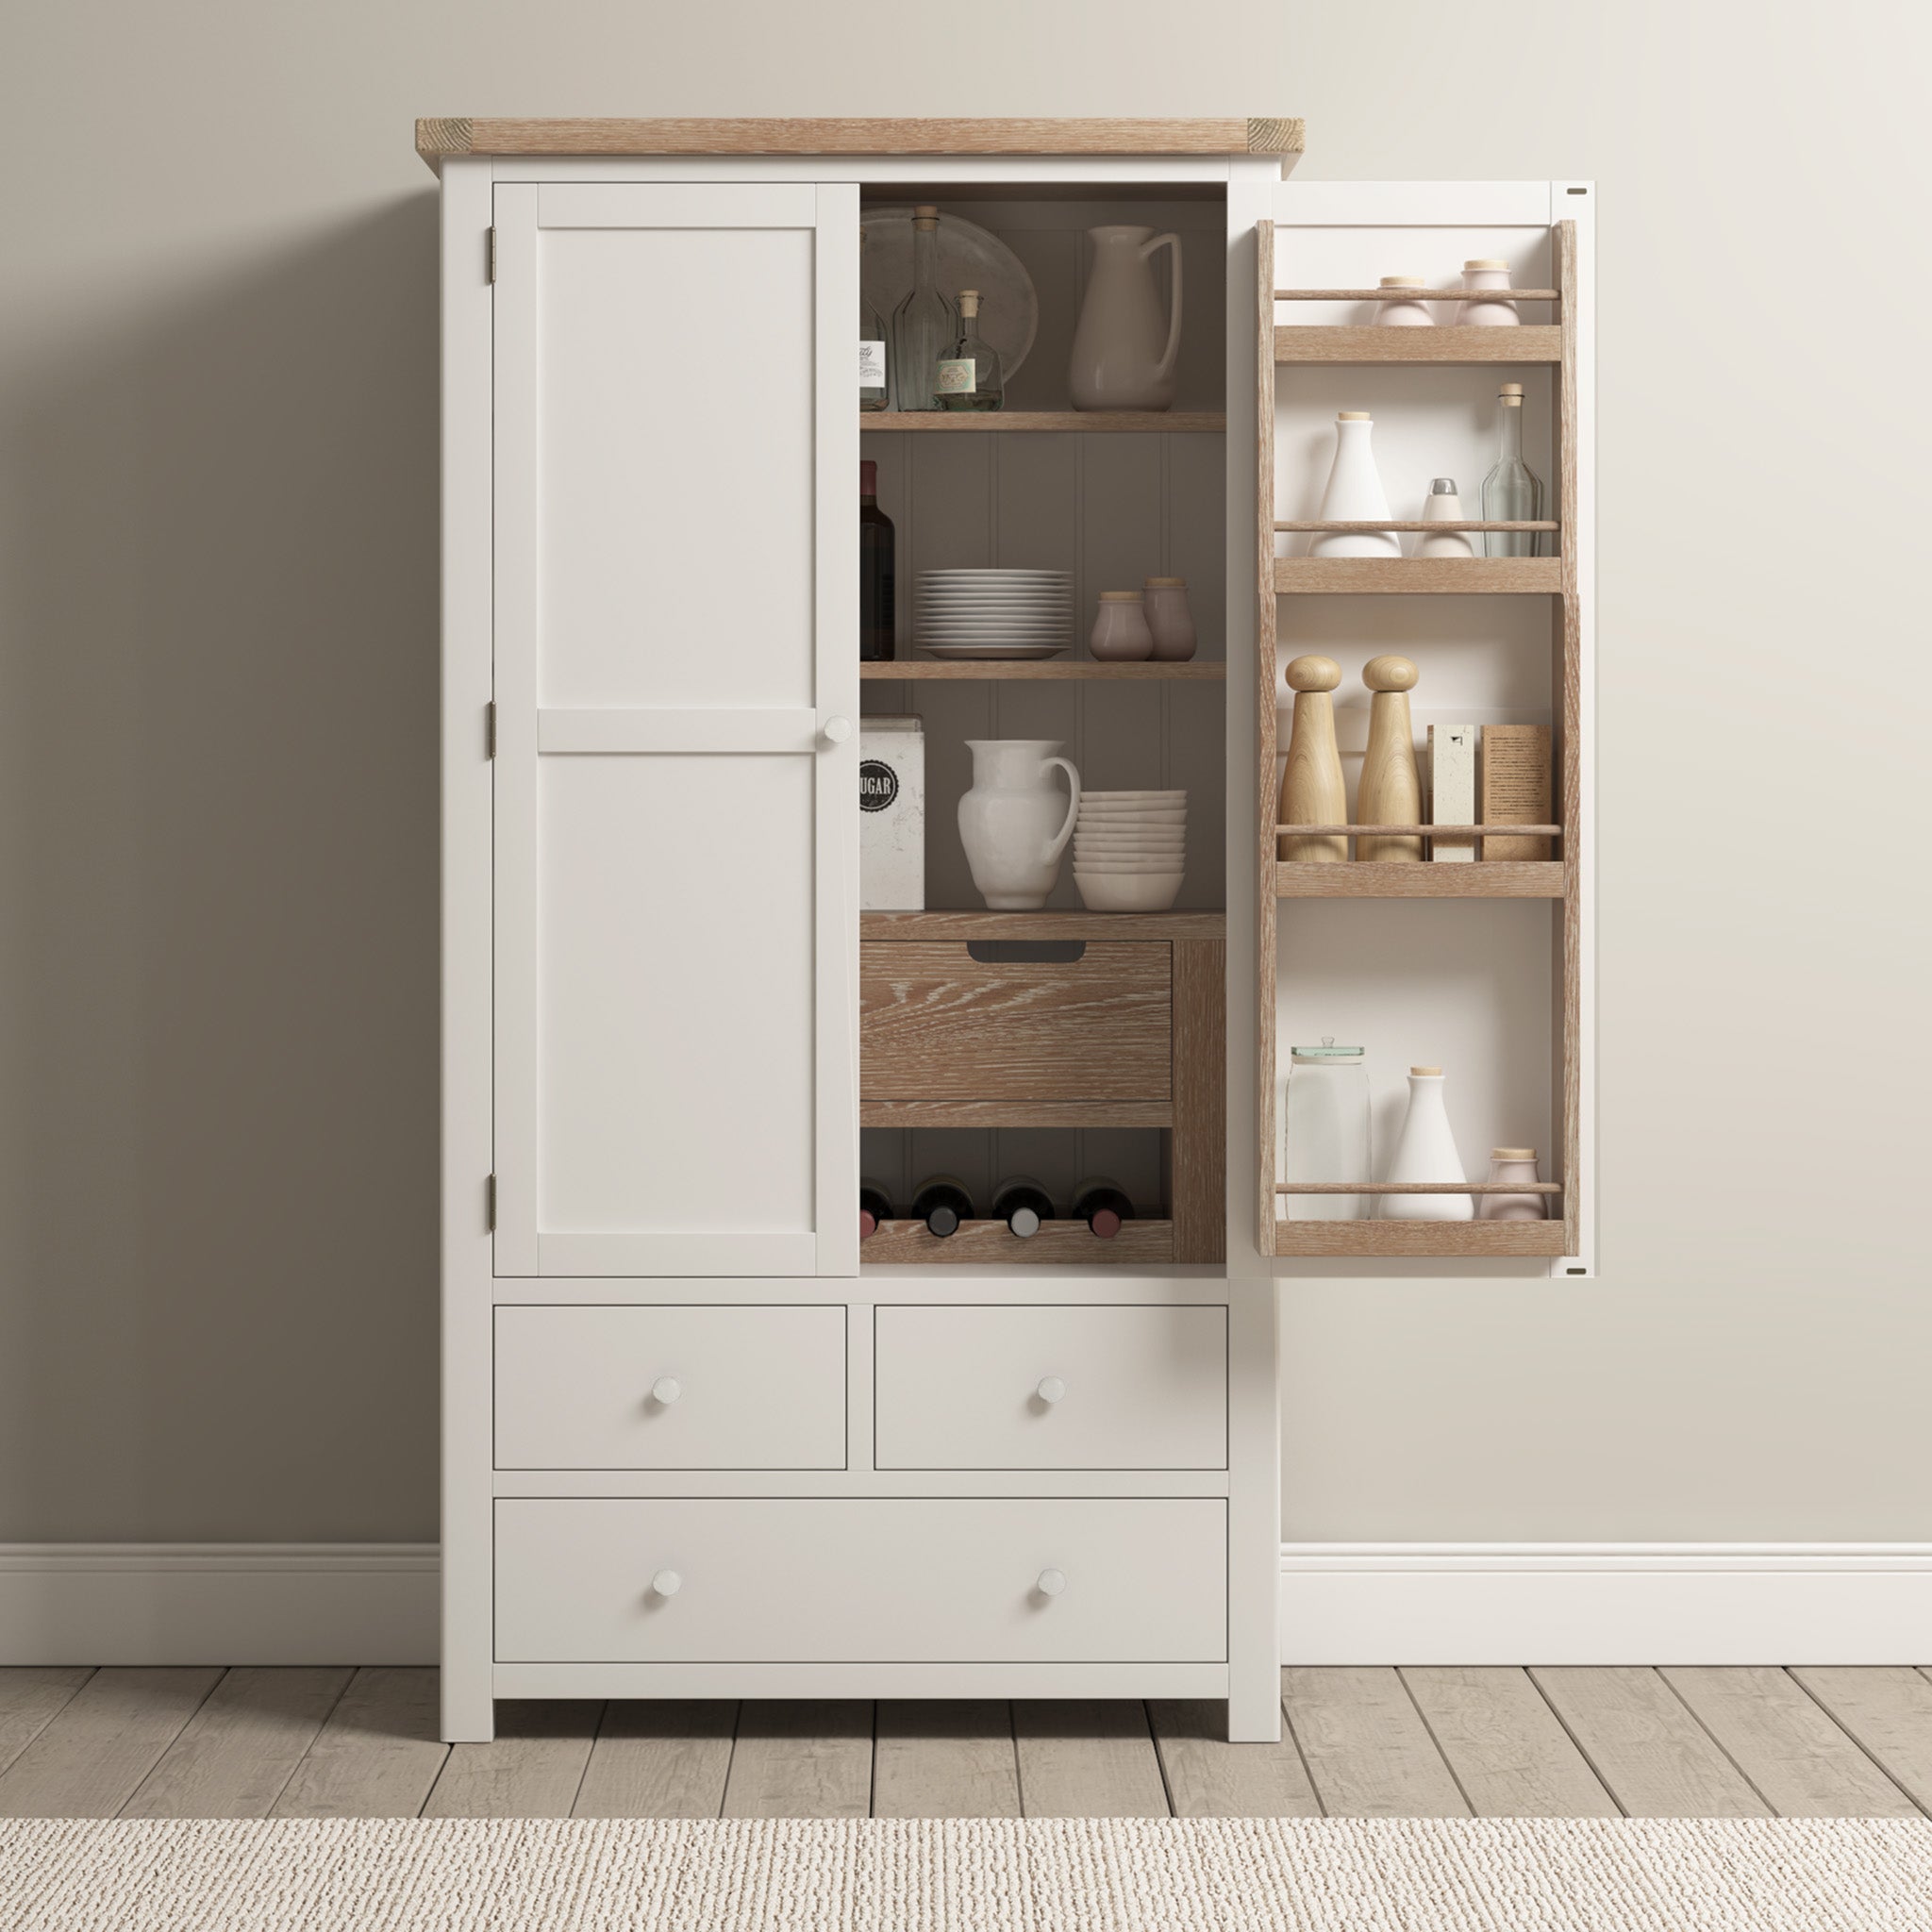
(1068, 225), (1183, 411)
(958, 741), (1082, 909)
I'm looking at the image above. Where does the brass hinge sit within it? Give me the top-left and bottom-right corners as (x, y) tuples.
(486, 226), (496, 283)
(485, 701), (496, 758)
(485, 1174), (496, 1231)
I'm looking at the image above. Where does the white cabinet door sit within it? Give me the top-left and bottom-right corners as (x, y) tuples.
(492, 182), (858, 1277)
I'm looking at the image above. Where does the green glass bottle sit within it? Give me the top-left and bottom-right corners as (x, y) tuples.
(935, 289), (1005, 411)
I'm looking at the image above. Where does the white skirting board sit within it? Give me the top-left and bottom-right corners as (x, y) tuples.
(0, 1546), (439, 1666)
(1281, 1543), (1932, 1665)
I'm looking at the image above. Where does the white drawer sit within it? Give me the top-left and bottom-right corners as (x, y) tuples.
(494, 1305), (845, 1469)
(494, 1498), (1224, 1662)
(873, 1305), (1226, 1469)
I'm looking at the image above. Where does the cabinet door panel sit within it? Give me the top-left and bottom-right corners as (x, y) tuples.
(493, 182), (858, 1276)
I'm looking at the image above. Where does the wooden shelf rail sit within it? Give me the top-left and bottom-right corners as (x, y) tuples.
(1277, 824), (1559, 839)
(863, 410), (1224, 433)
(1274, 325), (1561, 364)
(1272, 1220), (1569, 1257)
(861, 660), (1224, 680)
(1276, 1181), (1562, 1195)
(862, 1218), (1176, 1264)
(1275, 521), (1557, 534)
(1275, 288), (1561, 303)
(1274, 860), (1564, 898)
(1274, 557), (1563, 593)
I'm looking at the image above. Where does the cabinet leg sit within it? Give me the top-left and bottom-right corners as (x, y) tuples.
(1225, 1682), (1282, 1743)
(440, 1668), (495, 1743)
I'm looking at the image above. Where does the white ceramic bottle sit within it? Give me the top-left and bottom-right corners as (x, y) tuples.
(1310, 412), (1401, 558)
(1380, 1066), (1473, 1220)
(1374, 276), (1435, 326)
(1456, 258), (1520, 326)
(1415, 477), (1477, 558)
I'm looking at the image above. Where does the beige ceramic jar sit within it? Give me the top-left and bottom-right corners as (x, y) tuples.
(1476, 1147), (1547, 1220)
(1090, 591), (1154, 661)
(1141, 578), (1197, 660)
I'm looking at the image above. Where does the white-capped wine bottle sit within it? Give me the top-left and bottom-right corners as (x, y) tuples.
(991, 1176), (1054, 1238)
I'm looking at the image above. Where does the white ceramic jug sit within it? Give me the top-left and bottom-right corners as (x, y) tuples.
(1380, 1065), (1474, 1220)
(958, 741), (1082, 909)
(1311, 412), (1401, 558)
(1068, 225), (1182, 411)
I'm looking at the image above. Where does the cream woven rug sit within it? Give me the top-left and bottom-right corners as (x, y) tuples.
(4, 1817), (1929, 1930)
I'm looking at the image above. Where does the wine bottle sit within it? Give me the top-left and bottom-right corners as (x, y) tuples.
(858, 225), (889, 412)
(1072, 1178), (1133, 1239)
(991, 1176), (1054, 1238)
(1481, 383), (1546, 558)
(909, 1174), (974, 1239)
(858, 1181), (892, 1241)
(860, 460), (895, 662)
(889, 206), (954, 413)
(936, 289), (1004, 411)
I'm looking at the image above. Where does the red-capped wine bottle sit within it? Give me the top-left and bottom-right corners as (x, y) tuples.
(1073, 1178), (1133, 1239)
(860, 460), (896, 661)
(858, 1181), (892, 1241)
(991, 1177), (1054, 1239)
(909, 1174), (974, 1239)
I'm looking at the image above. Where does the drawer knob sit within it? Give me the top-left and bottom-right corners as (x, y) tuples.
(650, 1375), (683, 1406)
(1036, 1375), (1067, 1406)
(1036, 1568), (1067, 1597)
(821, 715), (853, 744)
(651, 1569), (683, 1598)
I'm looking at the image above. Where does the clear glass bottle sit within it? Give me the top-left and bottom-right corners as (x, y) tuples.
(1481, 382), (1546, 557)
(1281, 1040), (1370, 1222)
(858, 226), (889, 412)
(889, 206), (954, 412)
(936, 289), (1004, 411)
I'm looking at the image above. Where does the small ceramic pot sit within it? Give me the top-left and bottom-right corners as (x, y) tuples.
(1374, 276), (1435, 326)
(1141, 578), (1197, 661)
(1477, 1147), (1547, 1221)
(1457, 259), (1521, 326)
(1090, 592), (1154, 661)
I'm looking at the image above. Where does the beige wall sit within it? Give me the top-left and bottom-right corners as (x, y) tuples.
(0, 1), (1923, 1542)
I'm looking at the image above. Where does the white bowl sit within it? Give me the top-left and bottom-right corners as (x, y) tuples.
(1074, 871), (1185, 911)
(1075, 850), (1187, 866)
(1074, 832), (1187, 849)
(1074, 857), (1189, 874)
(1078, 790), (1187, 804)
(1077, 813), (1186, 830)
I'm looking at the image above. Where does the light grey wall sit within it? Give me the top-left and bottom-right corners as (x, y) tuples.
(0, 1), (1923, 1542)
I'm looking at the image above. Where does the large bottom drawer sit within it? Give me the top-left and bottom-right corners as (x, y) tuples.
(495, 1497), (1225, 1663)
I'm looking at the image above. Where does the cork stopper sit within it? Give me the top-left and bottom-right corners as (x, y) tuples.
(1410, 1065), (1443, 1076)
(958, 288), (981, 317)
(913, 204), (940, 227)
(1499, 381), (1524, 407)
(1337, 410), (1372, 422)
(1363, 654), (1418, 692)
(1380, 275), (1424, 287)
(1285, 654), (1341, 692)
(1098, 590), (1142, 602)
(1465, 258), (1508, 271)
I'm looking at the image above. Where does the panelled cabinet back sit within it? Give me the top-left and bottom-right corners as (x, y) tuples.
(430, 119), (1594, 1741)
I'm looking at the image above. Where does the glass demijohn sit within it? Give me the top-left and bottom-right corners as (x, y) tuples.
(858, 226), (889, 411)
(889, 206), (955, 412)
(1481, 381), (1546, 557)
(936, 289), (1004, 411)
(1281, 1040), (1371, 1222)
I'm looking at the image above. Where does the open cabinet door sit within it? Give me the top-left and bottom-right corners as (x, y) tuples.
(491, 182), (858, 1276)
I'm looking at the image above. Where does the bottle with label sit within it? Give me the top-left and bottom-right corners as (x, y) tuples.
(859, 226), (889, 410)
(991, 1177), (1054, 1238)
(936, 290), (1004, 411)
(1481, 383), (1546, 557)
(910, 1174), (974, 1239)
(889, 206), (954, 412)
(858, 1181), (892, 1241)
(860, 460), (895, 661)
(1072, 1178), (1133, 1239)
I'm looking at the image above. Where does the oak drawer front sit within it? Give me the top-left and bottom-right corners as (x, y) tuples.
(874, 1305), (1226, 1469)
(494, 1306), (845, 1469)
(860, 941), (1171, 1101)
(494, 1498), (1224, 1662)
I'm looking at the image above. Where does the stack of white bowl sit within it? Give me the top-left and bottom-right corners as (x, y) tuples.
(1073, 791), (1187, 912)
(914, 569), (1073, 659)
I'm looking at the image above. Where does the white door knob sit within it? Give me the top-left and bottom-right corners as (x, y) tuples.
(651, 1569), (683, 1597)
(821, 716), (853, 744)
(1036, 1568), (1067, 1597)
(1036, 1375), (1067, 1405)
(650, 1375), (682, 1406)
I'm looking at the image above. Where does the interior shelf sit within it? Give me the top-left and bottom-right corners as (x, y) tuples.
(861, 660), (1224, 681)
(1274, 558), (1564, 593)
(861, 1100), (1173, 1128)
(1274, 862), (1564, 898)
(1274, 325), (1562, 364)
(1271, 1219), (1568, 1258)
(863, 411), (1224, 433)
(861, 910), (1224, 940)
(864, 1218), (1175, 1265)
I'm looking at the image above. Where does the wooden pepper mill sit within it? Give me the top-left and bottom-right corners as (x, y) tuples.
(1276, 655), (1347, 862)
(1357, 655), (1423, 862)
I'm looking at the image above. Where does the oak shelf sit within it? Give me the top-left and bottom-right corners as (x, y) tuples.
(861, 659), (1224, 681)
(1274, 558), (1564, 593)
(862, 1100), (1173, 1128)
(1274, 861), (1564, 898)
(861, 910), (1224, 941)
(863, 1218), (1175, 1265)
(1274, 325), (1562, 364)
(863, 411), (1224, 433)
(1271, 1220), (1569, 1258)
(1274, 288), (1562, 304)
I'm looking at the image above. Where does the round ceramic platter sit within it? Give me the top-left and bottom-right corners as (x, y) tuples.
(863, 208), (1039, 381)
(917, 587), (1074, 599)
(918, 617), (1070, 631)
(917, 600), (1074, 612)
(1080, 791), (1188, 804)
(918, 644), (1068, 660)
(919, 567), (1069, 578)
(1078, 805), (1188, 817)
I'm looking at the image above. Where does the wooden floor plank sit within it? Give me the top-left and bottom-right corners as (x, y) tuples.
(122, 1668), (353, 1819)
(271, 1667), (447, 1819)
(1791, 1668), (1932, 1813)
(0, 1668), (221, 1818)
(1402, 1667), (1619, 1818)
(1013, 1700), (1169, 1818)
(1150, 1698), (1322, 1817)
(421, 1700), (601, 1819)
(873, 1701), (1020, 1819)
(1280, 1667), (1468, 1817)
(721, 1701), (873, 1819)
(1661, 1667), (1919, 1818)
(574, 1701), (737, 1819)
(1531, 1667), (1770, 1817)
(0, 1669), (95, 1780)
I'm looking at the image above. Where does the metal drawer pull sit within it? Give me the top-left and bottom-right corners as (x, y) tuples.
(650, 1569), (683, 1598)
(1036, 1375), (1067, 1405)
(1036, 1568), (1067, 1597)
(650, 1375), (683, 1406)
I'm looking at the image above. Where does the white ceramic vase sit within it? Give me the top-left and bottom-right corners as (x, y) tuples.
(1311, 412), (1401, 558)
(1068, 225), (1182, 411)
(1380, 1066), (1473, 1220)
(958, 740), (1082, 909)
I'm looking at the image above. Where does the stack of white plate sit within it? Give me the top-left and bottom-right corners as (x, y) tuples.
(1073, 791), (1187, 912)
(915, 569), (1073, 659)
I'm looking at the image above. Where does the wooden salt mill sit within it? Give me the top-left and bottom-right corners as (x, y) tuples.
(1357, 655), (1423, 862)
(1276, 655), (1347, 862)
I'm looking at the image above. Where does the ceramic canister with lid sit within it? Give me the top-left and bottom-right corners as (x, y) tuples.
(1090, 591), (1154, 661)
(1457, 258), (1521, 326)
(1141, 578), (1196, 660)
(1374, 276), (1435, 326)
(1477, 1148), (1548, 1221)
(1281, 1040), (1370, 1221)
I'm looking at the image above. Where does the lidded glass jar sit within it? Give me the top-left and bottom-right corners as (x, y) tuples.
(1281, 1039), (1370, 1222)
